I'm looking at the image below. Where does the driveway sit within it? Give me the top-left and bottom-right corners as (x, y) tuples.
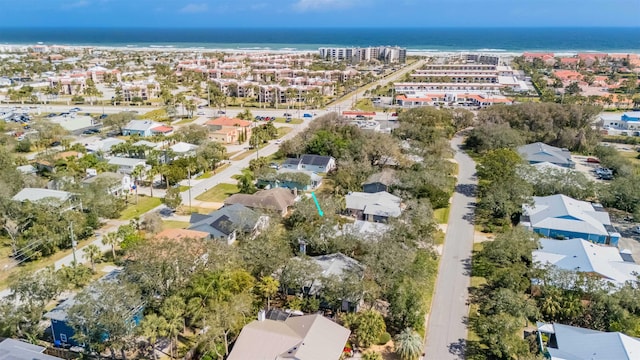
(423, 134), (477, 360)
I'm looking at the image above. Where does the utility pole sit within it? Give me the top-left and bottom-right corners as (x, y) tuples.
(188, 168), (192, 212)
(69, 221), (77, 267)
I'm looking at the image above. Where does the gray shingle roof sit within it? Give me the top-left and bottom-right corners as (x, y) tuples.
(518, 142), (574, 167)
(188, 203), (260, 238)
(227, 314), (350, 360)
(224, 188), (296, 214)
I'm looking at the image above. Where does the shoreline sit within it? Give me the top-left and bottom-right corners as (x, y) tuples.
(1, 43), (640, 57)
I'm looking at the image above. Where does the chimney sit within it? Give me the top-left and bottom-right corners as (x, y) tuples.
(258, 309), (266, 322)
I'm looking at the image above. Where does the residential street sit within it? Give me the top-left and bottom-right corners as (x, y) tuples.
(423, 134), (477, 360)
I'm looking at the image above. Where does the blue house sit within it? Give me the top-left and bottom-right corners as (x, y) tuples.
(121, 120), (164, 137)
(521, 194), (620, 246)
(44, 270), (144, 347)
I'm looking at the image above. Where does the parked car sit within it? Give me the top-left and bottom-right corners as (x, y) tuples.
(391, 112), (398, 116)
(283, 112), (292, 117)
(197, 111), (205, 115)
(217, 110), (226, 114)
(49, 141), (61, 147)
(285, 117), (292, 123)
(303, 113), (313, 118)
(586, 157), (601, 164)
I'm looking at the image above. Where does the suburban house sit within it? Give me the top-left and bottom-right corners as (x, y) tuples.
(345, 191), (402, 222)
(536, 322), (640, 360)
(169, 142), (198, 158)
(121, 120), (165, 137)
(107, 157), (148, 175)
(188, 204), (269, 244)
(12, 188), (79, 211)
(337, 220), (390, 241)
(227, 312), (350, 360)
(205, 117), (252, 144)
(533, 238), (640, 288)
(309, 253), (364, 312)
(282, 154), (337, 173)
(81, 171), (132, 196)
(362, 169), (397, 193)
(224, 188), (297, 216)
(85, 138), (126, 157)
(257, 169), (323, 191)
(154, 228), (210, 241)
(518, 142), (575, 168)
(44, 270), (144, 347)
(0, 338), (63, 360)
(521, 194), (621, 246)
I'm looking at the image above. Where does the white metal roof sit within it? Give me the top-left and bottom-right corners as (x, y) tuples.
(345, 191), (402, 217)
(539, 323), (640, 360)
(524, 194), (611, 236)
(12, 188), (72, 202)
(534, 238), (640, 287)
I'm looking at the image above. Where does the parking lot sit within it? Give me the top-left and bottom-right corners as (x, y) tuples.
(572, 154), (607, 182)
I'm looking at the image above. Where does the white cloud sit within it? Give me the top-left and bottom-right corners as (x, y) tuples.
(293, 0), (363, 12)
(179, 3), (209, 13)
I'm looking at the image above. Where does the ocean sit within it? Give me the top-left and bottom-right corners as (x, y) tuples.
(0, 27), (638, 53)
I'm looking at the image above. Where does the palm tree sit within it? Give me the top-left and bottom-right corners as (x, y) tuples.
(257, 276), (280, 310)
(146, 165), (160, 198)
(138, 314), (168, 360)
(394, 328), (423, 360)
(101, 232), (119, 260)
(233, 169), (256, 194)
(83, 244), (102, 272)
(161, 296), (186, 359)
(131, 165), (146, 204)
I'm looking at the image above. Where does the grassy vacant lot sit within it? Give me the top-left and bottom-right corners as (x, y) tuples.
(195, 183), (239, 202)
(434, 207), (450, 224)
(273, 117), (303, 125)
(140, 108), (169, 122)
(119, 196), (162, 220)
(618, 149), (640, 166)
(277, 127), (292, 138)
(231, 149), (257, 161)
(161, 220), (190, 230)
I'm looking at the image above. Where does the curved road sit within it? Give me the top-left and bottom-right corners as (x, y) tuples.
(424, 134), (477, 360)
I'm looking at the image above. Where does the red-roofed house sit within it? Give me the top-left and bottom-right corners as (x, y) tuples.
(151, 125), (174, 136)
(559, 57), (580, 67)
(554, 70), (582, 82)
(206, 117), (252, 144)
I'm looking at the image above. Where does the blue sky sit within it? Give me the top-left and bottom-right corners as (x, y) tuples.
(0, 0), (638, 28)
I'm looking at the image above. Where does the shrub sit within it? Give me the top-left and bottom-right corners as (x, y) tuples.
(377, 331), (391, 345)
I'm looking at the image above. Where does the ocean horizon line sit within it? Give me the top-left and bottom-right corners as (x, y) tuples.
(0, 27), (637, 53)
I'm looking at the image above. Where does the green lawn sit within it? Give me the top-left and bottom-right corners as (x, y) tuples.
(119, 196), (163, 220)
(178, 185), (191, 192)
(174, 117), (195, 125)
(277, 127), (292, 138)
(273, 117), (303, 125)
(231, 149), (257, 161)
(195, 183), (239, 202)
(434, 207), (451, 224)
(162, 220), (190, 230)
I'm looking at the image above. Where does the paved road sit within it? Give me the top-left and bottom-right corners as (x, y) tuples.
(178, 59), (427, 204)
(423, 134), (477, 360)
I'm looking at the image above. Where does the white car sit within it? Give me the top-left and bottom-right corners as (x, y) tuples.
(634, 226), (640, 234)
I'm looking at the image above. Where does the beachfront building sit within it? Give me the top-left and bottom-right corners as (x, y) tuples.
(395, 93), (512, 108)
(319, 46), (407, 63)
